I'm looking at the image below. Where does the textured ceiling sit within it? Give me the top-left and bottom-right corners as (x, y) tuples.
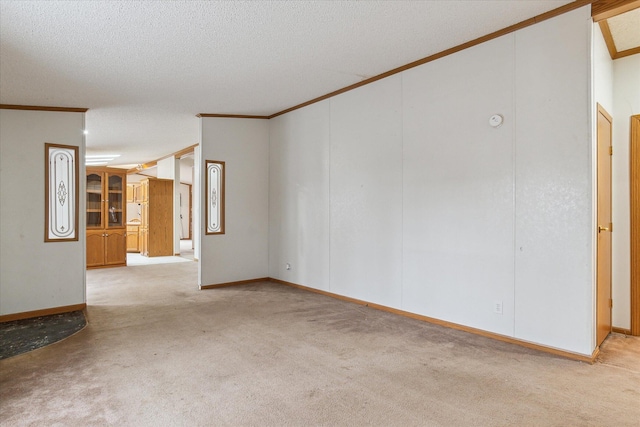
(607, 7), (640, 51)
(0, 0), (574, 167)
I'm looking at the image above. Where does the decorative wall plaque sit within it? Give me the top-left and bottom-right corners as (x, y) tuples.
(205, 160), (225, 235)
(45, 143), (79, 241)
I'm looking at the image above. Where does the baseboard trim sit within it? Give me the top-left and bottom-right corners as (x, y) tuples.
(0, 303), (87, 323)
(269, 278), (598, 364)
(612, 327), (632, 335)
(200, 277), (270, 290)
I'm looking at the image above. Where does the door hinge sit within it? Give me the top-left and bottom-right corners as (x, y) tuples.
(609, 222), (613, 232)
(609, 146), (613, 156)
(610, 299), (613, 308)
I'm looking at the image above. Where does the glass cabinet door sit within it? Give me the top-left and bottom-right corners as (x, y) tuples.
(86, 173), (103, 228)
(107, 174), (124, 228)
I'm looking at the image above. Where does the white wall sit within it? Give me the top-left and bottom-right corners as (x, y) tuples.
(593, 24), (614, 114)
(180, 158), (193, 185)
(200, 118), (269, 286)
(0, 109), (86, 315)
(513, 10), (593, 354)
(403, 33), (515, 335)
(268, 7), (595, 355)
(612, 54), (640, 330)
(194, 145), (201, 262)
(331, 76), (404, 308)
(179, 183), (191, 239)
(269, 101), (331, 291)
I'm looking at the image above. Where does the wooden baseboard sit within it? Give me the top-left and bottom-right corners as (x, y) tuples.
(200, 277), (270, 290)
(0, 303), (87, 323)
(269, 278), (598, 363)
(612, 327), (632, 335)
(198, 276), (598, 363)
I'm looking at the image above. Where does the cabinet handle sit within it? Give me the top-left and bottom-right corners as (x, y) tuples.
(105, 233), (109, 237)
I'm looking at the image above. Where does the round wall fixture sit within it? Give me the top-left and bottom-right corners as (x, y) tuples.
(489, 114), (503, 128)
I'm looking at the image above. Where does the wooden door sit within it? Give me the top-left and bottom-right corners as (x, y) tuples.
(596, 105), (613, 347)
(87, 230), (105, 267)
(105, 230), (127, 265)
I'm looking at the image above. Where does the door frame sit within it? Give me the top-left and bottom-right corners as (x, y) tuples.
(631, 115), (640, 335)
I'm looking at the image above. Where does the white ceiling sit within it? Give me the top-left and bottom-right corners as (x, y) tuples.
(607, 7), (640, 51)
(0, 0), (576, 167)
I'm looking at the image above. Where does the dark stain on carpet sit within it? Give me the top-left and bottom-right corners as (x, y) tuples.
(0, 311), (86, 360)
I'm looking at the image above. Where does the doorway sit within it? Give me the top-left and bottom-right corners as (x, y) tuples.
(596, 104), (613, 347)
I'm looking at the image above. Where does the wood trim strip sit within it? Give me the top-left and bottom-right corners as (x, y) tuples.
(197, 114), (270, 119)
(599, 21), (619, 59)
(200, 277), (270, 289)
(125, 144), (197, 174)
(268, 0), (595, 119)
(268, 278), (597, 363)
(0, 104), (89, 113)
(0, 303), (87, 323)
(592, 0), (640, 21)
(631, 115), (640, 336)
(173, 143), (198, 159)
(612, 326), (632, 335)
(615, 46), (640, 59)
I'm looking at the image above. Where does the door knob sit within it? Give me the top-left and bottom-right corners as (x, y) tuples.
(598, 225), (609, 233)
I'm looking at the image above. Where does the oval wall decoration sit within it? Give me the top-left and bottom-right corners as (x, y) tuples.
(45, 143), (79, 241)
(205, 160), (225, 235)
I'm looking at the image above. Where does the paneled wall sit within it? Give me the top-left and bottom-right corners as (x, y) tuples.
(269, 101), (332, 291)
(402, 33), (515, 335)
(612, 54), (640, 329)
(0, 109), (86, 315)
(200, 118), (269, 286)
(268, 7), (595, 355)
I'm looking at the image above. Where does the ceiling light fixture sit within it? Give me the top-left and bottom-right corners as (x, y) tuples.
(85, 154), (120, 166)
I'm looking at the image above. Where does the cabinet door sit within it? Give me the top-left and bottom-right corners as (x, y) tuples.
(141, 228), (149, 256)
(126, 227), (139, 252)
(86, 173), (103, 229)
(107, 173), (124, 228)
(126, 184), (134, 203)
(105, 230), (127, 265)
(134, 184), (142, 203)
(87, 230), (105, 267)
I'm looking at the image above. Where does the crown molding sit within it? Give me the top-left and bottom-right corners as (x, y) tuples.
(0, 104), (88, 113)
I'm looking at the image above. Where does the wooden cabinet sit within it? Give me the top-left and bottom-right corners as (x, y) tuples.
(86, 168), (127, 268)
(126, 223), (140, 252)
(127, 183), (143, 203)
(126, 184), (135, 203)
(139, 178), (173, 257)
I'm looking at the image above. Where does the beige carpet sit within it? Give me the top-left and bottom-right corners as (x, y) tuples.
(1, 262), (638, 426)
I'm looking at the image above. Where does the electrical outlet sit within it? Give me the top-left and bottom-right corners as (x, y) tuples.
(494, 301), (503, 315)
(285, 263), (292, 271)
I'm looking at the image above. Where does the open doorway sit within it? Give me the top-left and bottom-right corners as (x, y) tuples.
(121, 145), (197, 267)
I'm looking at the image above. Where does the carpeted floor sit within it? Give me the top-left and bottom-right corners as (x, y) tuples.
(0, 262), (638, 426)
